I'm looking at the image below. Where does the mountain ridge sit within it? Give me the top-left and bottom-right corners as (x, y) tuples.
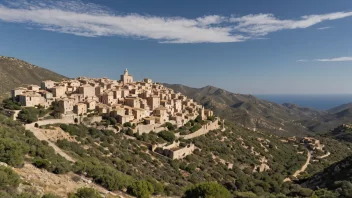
(0, 56), (67, 99)
(163, 83), (326, 136)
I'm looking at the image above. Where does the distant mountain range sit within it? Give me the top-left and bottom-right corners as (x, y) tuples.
(0, 56), (66, 99)
(164, 84), (352, 136)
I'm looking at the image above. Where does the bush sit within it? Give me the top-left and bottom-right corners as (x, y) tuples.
(127, 180), (154, 198)
(69, 187), (102, 198)
(18, 107), (39, 123)
(2, 98), (21, 110)
(0, 138), (28, 167)
(164, 122), (175, 131)
(0, 166), (21, 190)
(183, 182), (231, 198)
(42, 193), (61, 198)
(33, 158), (50, 169)
(123, 122), (132, 127)
(158, 131), (175, 142)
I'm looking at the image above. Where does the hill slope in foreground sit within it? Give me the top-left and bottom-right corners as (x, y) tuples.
(0, 56), (66, 99)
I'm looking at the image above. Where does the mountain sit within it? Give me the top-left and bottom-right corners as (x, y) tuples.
(320, 124), (352, 143)
(302, 154), (352, 196)
(164, 84), (325, 136)
(0, 56), (66, 99)
(328, 103), (352, 115)
(299, 105), (352, 133)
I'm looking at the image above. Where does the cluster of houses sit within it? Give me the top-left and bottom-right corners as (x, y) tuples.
(11, 69), (214, 130)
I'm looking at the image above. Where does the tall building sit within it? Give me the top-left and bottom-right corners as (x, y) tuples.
(120, 68), (133, 84)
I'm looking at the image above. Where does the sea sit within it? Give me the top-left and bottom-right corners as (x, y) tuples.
(255, 94), (352, 111)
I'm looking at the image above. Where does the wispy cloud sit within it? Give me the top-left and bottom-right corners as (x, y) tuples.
(315, 57), (352, 62)
(0, 0), (351, 43)
(230, 12), (351, 36)
(317, 26), (333, 30)
(296, 59), (308, 62)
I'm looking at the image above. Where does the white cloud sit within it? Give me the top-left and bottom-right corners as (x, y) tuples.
(0, 0), (351, 43)
(230, 12), (352, 36)
(296, 59), (308, 62)
(317, 26), (332, 30)
(315, 57), (352, 62)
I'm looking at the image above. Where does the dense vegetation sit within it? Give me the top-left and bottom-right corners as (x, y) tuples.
(51, 121), (327, 197)
(303, 155), (352, 197)
(1, 104), (350, 197)
(0, 114), (71, 172)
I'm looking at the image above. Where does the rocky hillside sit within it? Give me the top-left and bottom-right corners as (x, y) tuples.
(164, 84), (325, 136)
(0, 56), (66, 99)
(320, 124), (352, 143)
(302, 154), (352, 197)
(299, 104), (352, 133)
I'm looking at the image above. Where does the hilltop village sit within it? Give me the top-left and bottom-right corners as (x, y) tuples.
(10, 69), (221, 159)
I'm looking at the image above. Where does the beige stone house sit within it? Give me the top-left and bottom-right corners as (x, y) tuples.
(74, 103), (87, 115)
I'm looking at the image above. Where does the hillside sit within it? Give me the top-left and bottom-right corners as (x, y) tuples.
(320, 124), (352, 143)
(302, 154), (352, 197)
(164, 84), (325, 136)
(0, 56), (66, 99)
(299, 105), (352, 133)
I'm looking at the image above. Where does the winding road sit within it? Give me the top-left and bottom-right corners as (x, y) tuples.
(293, 149), (311, 178)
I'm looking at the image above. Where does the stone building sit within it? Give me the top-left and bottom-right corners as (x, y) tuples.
(78, 84), (95, 97)
(52, 86), (66, 98)
(41, 80), (56, 90)
(121, 68), (133, 84)
(18, 92), (44, 107)
(74, 103), (87, 115)
(58, 99), (74, 114)
(154, 141), (196, 160)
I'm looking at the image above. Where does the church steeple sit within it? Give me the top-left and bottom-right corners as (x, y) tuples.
(124, 68), (128, 75)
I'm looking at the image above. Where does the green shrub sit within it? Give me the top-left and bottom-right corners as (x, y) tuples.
(18, 108), (39, 123)
(41, 193), (61, 198)
(127, 180), (154, 198)
(2, 98), (21, 110)
(0, 166), (21, 189)
(158, 131), (175, 142)
(69, 187), (102, 198)
(183, 182), (231, 198)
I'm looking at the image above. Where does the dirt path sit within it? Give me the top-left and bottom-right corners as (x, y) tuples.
(284, 148), (311, 182)
(26, 125), (76, 162)
(293, 149), (311, 178)
(317, 151), (330, 159)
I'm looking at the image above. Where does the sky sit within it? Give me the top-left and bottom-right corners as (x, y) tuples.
(0, 0), (351, 94)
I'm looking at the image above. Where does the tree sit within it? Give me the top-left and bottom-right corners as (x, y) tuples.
(195, 115), (203, 123)
(0, 166), (21, 189)
(18, 108), (39, 123)
(69, 187), (102, 198)
(2, 98), (21, 110)
(158, 131), (175, 142)
(183, 182), (231, 198)
(0, 138), (27, 167)
(42, 193), (61, 198)
(313, 188), (339, 198)
(127, 180), (154, 198)
(123, 122), (132, 127)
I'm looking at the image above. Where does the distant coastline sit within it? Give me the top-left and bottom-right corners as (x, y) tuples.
(255, 94), (352, 110)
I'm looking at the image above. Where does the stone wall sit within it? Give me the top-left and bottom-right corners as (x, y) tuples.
(171, 143), (195, 160)
(134, 124), (167, 135)
(25, 116), (79, 129)
(181, 119), (220, 140)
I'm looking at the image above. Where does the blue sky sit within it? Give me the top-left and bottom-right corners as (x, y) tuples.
(0, 0), (351, 94)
